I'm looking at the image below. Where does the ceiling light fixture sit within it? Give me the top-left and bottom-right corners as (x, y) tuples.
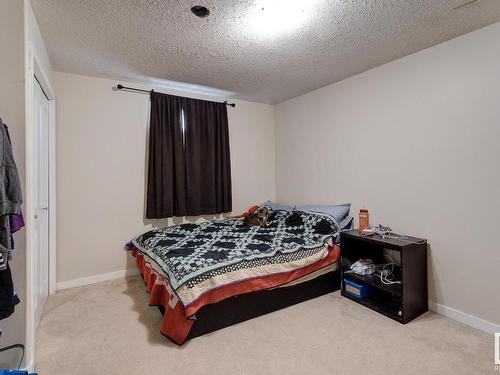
(191, 5), (210, 18)
(248, 0), (312, 37)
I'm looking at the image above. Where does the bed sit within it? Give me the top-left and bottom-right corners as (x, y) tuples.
(129, 207), (343, 345)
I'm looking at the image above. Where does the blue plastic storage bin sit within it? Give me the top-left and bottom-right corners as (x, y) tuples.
(343, 278), (373, 299)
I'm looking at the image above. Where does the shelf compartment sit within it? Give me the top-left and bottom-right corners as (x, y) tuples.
(343, 272), (402, 296)
(341, 290), (403, 322)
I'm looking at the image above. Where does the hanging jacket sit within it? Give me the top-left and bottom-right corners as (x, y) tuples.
(0, 120), (22, 214)
(0, 119), (22, 269)
(4, 124), (25, 237)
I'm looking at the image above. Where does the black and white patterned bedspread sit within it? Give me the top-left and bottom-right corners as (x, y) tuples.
(132, 210), (340, 289)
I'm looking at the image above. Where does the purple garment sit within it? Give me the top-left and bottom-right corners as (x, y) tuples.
(10, 211), (24, 233)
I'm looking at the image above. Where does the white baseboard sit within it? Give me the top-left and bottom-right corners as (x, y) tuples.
(429, 301), (500, 335)
(21, 360), (34, 373)
(56, 268), (139, 291)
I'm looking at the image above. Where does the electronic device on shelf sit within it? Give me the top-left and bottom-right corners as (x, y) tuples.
(349, 259), (376, 276)
(346, 257), (401, 285)
(360, 224), (426, 245)
(361, 224), (393, 237)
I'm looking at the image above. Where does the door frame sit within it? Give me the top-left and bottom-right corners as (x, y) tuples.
(24, 42), (57, 371)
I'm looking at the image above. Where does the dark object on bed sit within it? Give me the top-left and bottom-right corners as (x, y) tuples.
(186, 270), (340, 339)
(243, 206), (270, 227)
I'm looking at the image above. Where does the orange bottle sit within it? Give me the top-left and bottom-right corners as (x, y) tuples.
(359, 208), (369, 231)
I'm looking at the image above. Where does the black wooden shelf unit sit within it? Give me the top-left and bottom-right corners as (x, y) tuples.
(340, 229), (428, 324)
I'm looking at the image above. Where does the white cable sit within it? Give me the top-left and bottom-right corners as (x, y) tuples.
(376, 262), (401, 285)
(380, 272), (401, 285)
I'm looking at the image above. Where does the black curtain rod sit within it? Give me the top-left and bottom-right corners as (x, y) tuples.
(115, 84), (236, 107)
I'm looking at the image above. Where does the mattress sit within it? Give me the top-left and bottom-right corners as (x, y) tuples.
(142, 251), (339, 291)
(273, 261), (339, 288)
(132, 210), (341, 290)
(136, 242), (340, 308)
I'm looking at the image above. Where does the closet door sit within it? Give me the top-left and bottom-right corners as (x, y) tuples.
(33, 77), (50, 330)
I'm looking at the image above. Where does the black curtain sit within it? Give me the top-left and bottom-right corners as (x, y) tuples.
(146, 92), (232, 219)
(184, 98), (232, 216)
(146, 92), (185, 218)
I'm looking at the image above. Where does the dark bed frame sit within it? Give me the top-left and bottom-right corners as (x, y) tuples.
(186, 270), (341, 339)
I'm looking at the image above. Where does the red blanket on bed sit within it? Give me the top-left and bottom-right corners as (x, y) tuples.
(132, 244), (340, 345)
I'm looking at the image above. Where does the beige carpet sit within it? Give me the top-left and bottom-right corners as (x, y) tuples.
(35, 276), (495, 375)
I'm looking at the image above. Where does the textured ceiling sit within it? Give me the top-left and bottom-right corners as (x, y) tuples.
(31, 0), (500, 104)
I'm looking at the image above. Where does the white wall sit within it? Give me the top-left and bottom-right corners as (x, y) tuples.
(54, 72), (275, 285)
(275, 22), (500, 328)
(0, 0), (26, 359)
(26, 0), (54, 86)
